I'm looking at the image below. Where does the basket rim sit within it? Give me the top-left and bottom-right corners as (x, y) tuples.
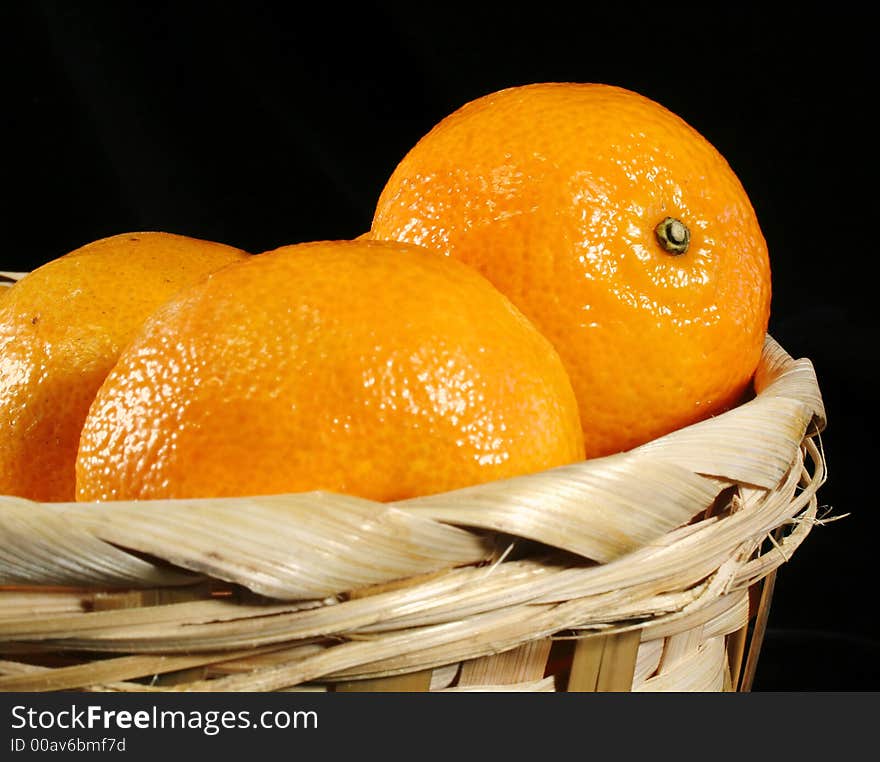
(0, 333), (829, 691)
(0, 334), (827, 593)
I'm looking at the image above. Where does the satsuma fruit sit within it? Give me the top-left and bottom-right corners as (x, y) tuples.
(0, 232), (249, 501)
(76, 238), (584, 502)
(371, 83), (771, 459)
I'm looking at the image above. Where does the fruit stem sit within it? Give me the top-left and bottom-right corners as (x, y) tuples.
(655, 217), (690, 255)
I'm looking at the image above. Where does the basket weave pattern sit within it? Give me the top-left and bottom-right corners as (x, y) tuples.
(0, 277), (827, 693)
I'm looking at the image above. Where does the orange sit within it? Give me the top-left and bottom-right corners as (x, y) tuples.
(0, 232), (249, 501)
(75, 239), (584, 503)
(371, 83), (772, 459)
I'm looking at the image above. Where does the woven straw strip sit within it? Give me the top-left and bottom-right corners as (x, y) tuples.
(0, 643), (300, 692)
(0, 497), (198, 588)
(0, 660), (149, 692)
(440, 677), (556, 692)
(755, 338), (827, 428)
(640, 588), (749, 642)
(635, 636), (726, 692)
(398, 456), (723, 562)
(0, 590), (93, 620)
(0, 653), (237, 692)
(632, 639), (665, 688)
(36, 494), (495, 599)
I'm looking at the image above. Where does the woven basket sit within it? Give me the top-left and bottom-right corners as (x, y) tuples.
(0, 271), (827, 692)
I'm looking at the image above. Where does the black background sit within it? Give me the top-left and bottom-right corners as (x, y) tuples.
(3, 2), (876, 690)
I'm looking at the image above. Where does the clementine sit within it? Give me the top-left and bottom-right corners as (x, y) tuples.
(371, 83), (772, 459)
(75, 239), (584, 503)
(0, 232), (249, 501)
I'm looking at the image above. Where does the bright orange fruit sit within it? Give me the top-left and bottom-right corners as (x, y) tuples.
(76, 239), (584, 503)
(0, 232), (249, 501)
(371, 83), (772, 459)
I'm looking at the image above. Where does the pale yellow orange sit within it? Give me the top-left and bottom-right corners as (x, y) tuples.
(0, 232), (249, 501)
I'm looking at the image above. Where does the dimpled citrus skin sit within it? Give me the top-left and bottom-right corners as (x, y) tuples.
(0, 232), (249, 501)
(75, 239), (584, 503)
(371, 83), (772, 459)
